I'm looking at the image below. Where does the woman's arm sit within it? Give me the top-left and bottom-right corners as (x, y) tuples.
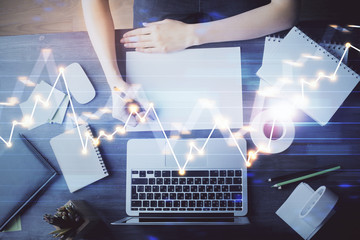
(121, 0), (300, 53)
(81, 0), (127, 90)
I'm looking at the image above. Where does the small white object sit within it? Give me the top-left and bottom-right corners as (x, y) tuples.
(276, 182), (338, 240)
(63, 63), (96, 104)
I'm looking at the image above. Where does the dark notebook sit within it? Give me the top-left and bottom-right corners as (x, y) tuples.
(0, 133), (57, 231)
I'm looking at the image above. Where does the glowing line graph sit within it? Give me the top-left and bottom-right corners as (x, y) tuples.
(0, 67), (257, 173)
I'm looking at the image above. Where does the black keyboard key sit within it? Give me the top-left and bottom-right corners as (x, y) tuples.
(143, 201), (149, 207)
(196, 201), (204, 207)
(158, 201), (165, 207)
(224, 193), (231, 199)
(187, 208), (194, 211)
(164, 178), (171, 184)
(172, 178), (179, 185)
(162, 193), (169, 200)
(232, 193), (242, 200)
(203, 208), (211, 211)
(189, 201), (196, 207)
(168, 186), (175, 192)
(163, 208), (170, 211)
(234, 178), (242, 184)
(155, 171), (161, 177)
(152, 186), (159, 192)
(156, 178), (163, 184)
(216, 193), (223, 199)
(172, 170), (209, 177)
(181, 201), (188, 207)
(200, 193), (207, 199)
(212, 201), (219, 207)
(174, 201), (180, 207)
(140, 171), (146, 177)
(131, 186), (136, 194)
(137, 186), (144, 192)
(206, 186), (213, 192)
(185, 193), (192, 199)
(218, 178), (225, 184)
(154, 193), (161, 199)
(162, 171), (170, 177)
(170, 193), (176, 199)
(132, 178), (148, 185)
(226, 178), (232, 184)
(220, 170), (226, 177)
(193, 193), (200, 199)
(230, 185), (242, 192)
(191, 186), (198, 192)
(175, 186), (182, 192)
(131, 201), (141, 207)
(145, 186), (152, 192)
(211, 208), (219, 211)
(147, 208), (154, 211)
(179, 208), (186, 211)
(227, 208), (234, 211)
(140, 208), (146, 211)
(214, 185), (221, 192)
(195, 178), (201, 184)
(160, 186), (167, 192)
(183, 186), (190, 192)
(187, 178), (194, 184)
(132, 193), (138, 199)
(228, 200), (235, 207)
(235, 201), (242, 207)
(147, 193), (154, 199)
(227, 170), (234, 177)
(199, 186), (206, 192)
(202, 178), (209, 184)
(235, 208), (242, 211)
(210, 178), (217, 184)
(151, 201), (157, 207)
(139, 193), (146, 199)
(210, 170), (219, 177)
(177, 193), (184, 200)
(204, 201), (211, 207)
(155, 208), (162, 211)
(235, 170), (241, 176)
(131, 208), (138, 211)
(132, 170), (139, 174)
(220, 200), (227, 207)
(147, 170), (154, 174)
(208, 193), (215, 199)
(149, 178), (155, 184)
(195, 208), (202, 211)
(222, 185), (229, 192)
(166, 201), (172, 207)
(179, 178), (186, 184)
(219, 208), (226, 211)
(171, 208), (178, 211)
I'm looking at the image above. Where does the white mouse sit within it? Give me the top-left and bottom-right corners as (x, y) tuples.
(63, 63), (96, 104)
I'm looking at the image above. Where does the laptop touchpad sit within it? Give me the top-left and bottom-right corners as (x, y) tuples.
(165, 139), (207, 168)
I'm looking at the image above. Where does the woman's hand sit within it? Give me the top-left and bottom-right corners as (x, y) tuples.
(121, 19), (198, 53)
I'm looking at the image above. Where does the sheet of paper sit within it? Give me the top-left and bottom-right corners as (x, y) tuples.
(257, 27), (359, 126)
(125, 47), (243, 132)
(19, 81), (65, 129)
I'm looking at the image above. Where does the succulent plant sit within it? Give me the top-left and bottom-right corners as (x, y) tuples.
(43, 202), (84, 239)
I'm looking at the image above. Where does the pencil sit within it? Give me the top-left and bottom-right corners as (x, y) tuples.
(271, 166), (341, 189)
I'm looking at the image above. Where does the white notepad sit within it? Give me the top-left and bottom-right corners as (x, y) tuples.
(257, 27), (359, 126)
(50, 124), (108, 193)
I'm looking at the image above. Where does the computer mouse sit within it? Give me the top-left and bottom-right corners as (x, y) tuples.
(63, 63), (96, 104)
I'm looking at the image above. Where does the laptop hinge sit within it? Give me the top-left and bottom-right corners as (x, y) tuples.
(139, 213), (234, 218)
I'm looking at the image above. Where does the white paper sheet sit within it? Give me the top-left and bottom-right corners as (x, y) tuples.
(125, 47), (243, 132)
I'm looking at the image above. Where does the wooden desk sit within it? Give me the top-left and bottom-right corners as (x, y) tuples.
(0, 25), (359, 240)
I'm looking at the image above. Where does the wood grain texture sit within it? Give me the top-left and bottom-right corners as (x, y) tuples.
(0, 0), (134, 36)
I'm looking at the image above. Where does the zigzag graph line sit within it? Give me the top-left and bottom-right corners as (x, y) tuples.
(1, 42), (359, 173)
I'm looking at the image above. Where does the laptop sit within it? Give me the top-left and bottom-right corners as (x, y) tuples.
(112, 137), (249, 225)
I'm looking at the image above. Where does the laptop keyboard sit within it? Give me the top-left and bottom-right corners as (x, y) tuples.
(130, 170), (243, 212)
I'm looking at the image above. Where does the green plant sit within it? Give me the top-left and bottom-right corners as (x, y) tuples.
(43, 202), (84, 239)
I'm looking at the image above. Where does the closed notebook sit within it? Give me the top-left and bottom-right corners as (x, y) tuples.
(50, 125), (108, 193)
(257, 27), (359, 126)
(0, 133), (57, 231)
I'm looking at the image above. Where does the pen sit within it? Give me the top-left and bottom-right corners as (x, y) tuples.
(272, 166), (341, 189)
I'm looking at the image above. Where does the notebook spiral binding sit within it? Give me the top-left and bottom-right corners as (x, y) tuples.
(293, 28), (359, 80)
(85, 124), (109, 175)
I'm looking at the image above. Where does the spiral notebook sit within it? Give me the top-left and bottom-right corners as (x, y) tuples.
(50, 124), (108, 193)
(257, 27), (360, 126)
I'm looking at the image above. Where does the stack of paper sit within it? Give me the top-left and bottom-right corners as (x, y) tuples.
(19, 81), (69, 129)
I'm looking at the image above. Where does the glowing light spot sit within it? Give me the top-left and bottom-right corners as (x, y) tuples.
(43, 101), (50, 107)
(248, 151), (257, 160)
(6, 142), (13, 148)
(246, 161), (251, 167)
(93, 139), (100, 146)
(128, 103), (140, 114)
(58, 67), (65, 73)
(187, 154), (193, 160)
(107, 135), (113, 140)
(99, 130), (105, 136)
(140, 117), (146, 123)
(215, 116), (229, 130)
(82, 149), (88, 155)
(198, 149), (204, 155)
(12, 120), (18, 125)
(345, 42), (351, 48)
(116, 127), (126, 134)
(330, 74), (337, 82)
(179, 169), (185, 175)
